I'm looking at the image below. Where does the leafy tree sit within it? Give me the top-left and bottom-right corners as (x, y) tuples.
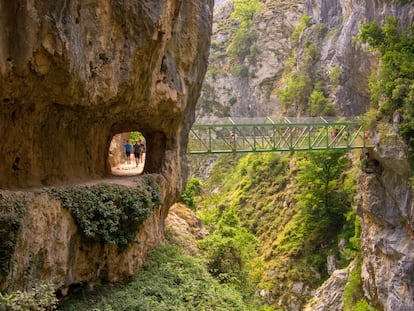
(199, 206), (258, 293)
(276, 150), (352, 277)
(227, 0), (263, 75)
(309, 90), (336, 116)
(359, 17), (414, 167)
(231, 0), (264, 29)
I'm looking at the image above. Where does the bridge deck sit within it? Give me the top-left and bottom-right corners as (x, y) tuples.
(188, 117), (373, 154)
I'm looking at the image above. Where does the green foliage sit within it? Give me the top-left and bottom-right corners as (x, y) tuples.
(129, 132), (145, 143)
(277, 70), (313, 114)
(227, 31), (258, 64)
(343, 257), (379, 311)
(227, 0), (262, 74)
(329, 66), (342, 86)
(194, 150), (360, 309)
(50, 177), (161, 247)
(178, 178), (203, 210)
(277, 150), (354, 279)
(276, 43), (322, 115)
(0, 193), (26, 276)
(198, 207), (258, 294)
(231, 64), (249, 78)
(228, 96), (238, 105)
(231, 0), (264, 29)
(359, 17), (414, 167)
(292, 15), (312, 46)
(58, 243), (258, 311)
(0, 281), (58, 311)
(309, 90), (336, 116)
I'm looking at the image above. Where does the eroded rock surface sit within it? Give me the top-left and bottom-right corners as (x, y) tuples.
(0, 0), (213, 293)
(0, 0), (213, 192)
(359, 135), (414, 310)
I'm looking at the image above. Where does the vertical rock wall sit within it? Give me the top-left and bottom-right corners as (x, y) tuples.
(0, 0), (213, 293)
(0, 0), (213, 194)
(359, 134), (414, 310)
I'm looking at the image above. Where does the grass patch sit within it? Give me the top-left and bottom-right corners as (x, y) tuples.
(58, 243), (255, 311)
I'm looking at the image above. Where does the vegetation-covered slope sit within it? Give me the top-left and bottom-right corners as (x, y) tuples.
(192, 150), (362, 309)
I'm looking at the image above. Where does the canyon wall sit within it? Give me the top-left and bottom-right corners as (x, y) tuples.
(0, 0), (213, 292)
(198, 0), (414, 310)
(0, 0), (212, 191)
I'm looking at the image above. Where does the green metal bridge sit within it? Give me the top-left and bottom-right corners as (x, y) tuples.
(188, 116), (373, 154)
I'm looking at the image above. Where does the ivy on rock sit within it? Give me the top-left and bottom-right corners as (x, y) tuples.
(50, 176), (162, 248)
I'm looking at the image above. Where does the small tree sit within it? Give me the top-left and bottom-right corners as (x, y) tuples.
(199, 207), (257, 293)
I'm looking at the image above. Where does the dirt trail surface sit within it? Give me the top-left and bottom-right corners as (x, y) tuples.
(106, 160), (145, 187)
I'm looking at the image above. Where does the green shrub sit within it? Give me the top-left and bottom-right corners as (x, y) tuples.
(178, 178), (203, 210)
(228, 96), (238, 105)
(292, 15), (312, 46)
(343, 257), (378, 311)
(58, 243), (256, 311)
(0, 193), (26, 275)
(198, 206), (258, 294)
(309, 90), (336, 116)
(359, 17), (414, 169)
(0, 281), (58, 311)
(231, 64), (249, 78)
(329, 66), (342, 86)
(49, 177), (161, 247)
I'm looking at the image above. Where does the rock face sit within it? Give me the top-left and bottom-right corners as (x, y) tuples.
(1, 182), (164, 292)
(358, 131), (414, 310)
(195, 0), (414, 310)
(0, 0), (213, 191)
(303, 264), (351, 311)
(0, 0), (213, 293)
(197, 0), (414, 119)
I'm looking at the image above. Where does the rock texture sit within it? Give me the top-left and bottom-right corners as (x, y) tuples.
(197, 0), (305, 119)
(194, 0), (414, 310)
(0, 0), (213, 293)
(303, 264), (351, 311)
(358, 129), (414, 310)
(0, 0), (213, 191)
(197, 0), (414, 120)
(1, 183), (164, 292)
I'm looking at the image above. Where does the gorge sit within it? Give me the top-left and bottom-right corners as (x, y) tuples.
(1, 0), (414, 310)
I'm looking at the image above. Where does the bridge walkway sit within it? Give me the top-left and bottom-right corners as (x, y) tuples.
(188, 117), (372, 154)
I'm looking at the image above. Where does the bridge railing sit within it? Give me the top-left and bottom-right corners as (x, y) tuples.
(188, 120), (372, 154)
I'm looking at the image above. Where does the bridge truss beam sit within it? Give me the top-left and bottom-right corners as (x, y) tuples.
(188, 122), (372, 154)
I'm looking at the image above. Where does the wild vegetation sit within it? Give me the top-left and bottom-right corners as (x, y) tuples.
(50, 176), (161, 247)
(192, 150), (361, 309)
(0, 193), (26, 276)
(58, 242), (259, 311)
(276, 15), (335, 117)
(227, 0), (263, 77)
(359, 16), (414, 169)
(0, 281), (58, 311)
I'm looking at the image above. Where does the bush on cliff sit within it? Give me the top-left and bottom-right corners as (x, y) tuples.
(50, 176), (161, 247)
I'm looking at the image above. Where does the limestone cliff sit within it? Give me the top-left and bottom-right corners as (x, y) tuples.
(358, 130), (414, 310)
(0, 0), (212, 190)
(195, 0), (414, 310)
(0, 0), (213, 293)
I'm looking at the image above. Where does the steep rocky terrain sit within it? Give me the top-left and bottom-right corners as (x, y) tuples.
(0, 0), (213, 293)
(194, 0), (414, 310)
